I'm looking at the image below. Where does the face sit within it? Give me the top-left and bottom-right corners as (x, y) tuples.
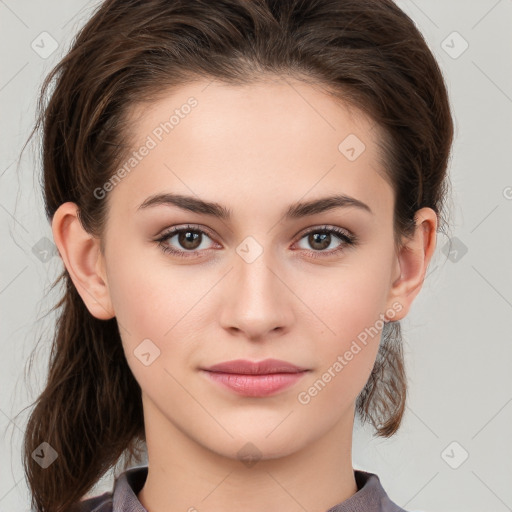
(95, 77), (404, 460)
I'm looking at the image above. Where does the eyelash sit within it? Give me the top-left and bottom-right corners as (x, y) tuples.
(155, 224), (358, 259)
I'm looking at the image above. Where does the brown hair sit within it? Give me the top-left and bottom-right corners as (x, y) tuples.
(17, 0), (453, 510)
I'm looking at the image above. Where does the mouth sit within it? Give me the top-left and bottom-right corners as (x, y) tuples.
(200, 359), (310, 397)
(202, 358), (310, 375)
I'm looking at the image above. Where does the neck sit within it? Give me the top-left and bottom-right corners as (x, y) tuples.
(137, 397), (359, 512)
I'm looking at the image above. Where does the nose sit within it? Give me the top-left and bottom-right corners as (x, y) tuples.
(218, 246), (295, 341)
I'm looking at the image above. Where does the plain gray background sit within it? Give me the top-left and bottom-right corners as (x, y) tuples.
(1, 1), (511, 511)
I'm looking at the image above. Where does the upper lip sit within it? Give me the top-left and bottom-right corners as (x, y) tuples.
(202, 358), (309, 375)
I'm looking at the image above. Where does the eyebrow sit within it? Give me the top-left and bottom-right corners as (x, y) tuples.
(136, 192), (373, 219)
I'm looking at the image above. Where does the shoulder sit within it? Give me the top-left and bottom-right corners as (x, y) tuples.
(356, 470), (410, 512)
(68, 491), (113, 512)
(68, 465), (148, 512)
(326, 469), (410, 512)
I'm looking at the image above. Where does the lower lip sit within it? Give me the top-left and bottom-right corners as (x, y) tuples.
(202, 370), (308, 397)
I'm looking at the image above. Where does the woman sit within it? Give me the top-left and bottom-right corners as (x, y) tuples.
(20, 0), (453, 510)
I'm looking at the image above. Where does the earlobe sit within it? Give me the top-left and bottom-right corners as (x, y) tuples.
(386, 207), (437, 321)
(51, 202), (115, 320)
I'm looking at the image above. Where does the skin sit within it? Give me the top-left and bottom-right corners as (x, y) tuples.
(52, 76), (437, 512)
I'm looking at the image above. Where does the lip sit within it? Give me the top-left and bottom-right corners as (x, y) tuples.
(200, 359), (310, 397)
(202, 358), (309, 374)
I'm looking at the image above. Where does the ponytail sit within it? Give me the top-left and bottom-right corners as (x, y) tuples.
(22, 270), (145, 512)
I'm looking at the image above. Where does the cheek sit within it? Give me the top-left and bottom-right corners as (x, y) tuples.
(104, 260), (190, 396)
(293, 261), (389, 401)
(106, 246), (202, 335)
(298, 260), (390, 342)
(104, 250), (216, 374)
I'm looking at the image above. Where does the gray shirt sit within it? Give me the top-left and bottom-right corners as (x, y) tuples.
(73, 465), (409, 511)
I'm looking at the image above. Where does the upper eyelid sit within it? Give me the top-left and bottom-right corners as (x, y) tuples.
(159, 224), (215, 238)
(157, 224), (353, 245)
(299, 225), (352, 236)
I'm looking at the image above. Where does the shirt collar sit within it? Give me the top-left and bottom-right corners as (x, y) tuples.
(112, 465), (406, 512)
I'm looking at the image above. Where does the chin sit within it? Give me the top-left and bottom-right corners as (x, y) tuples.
(204, 427), (310, 463)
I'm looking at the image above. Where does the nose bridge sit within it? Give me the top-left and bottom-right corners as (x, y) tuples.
(237, 242), (277, 294)
(219, 236), (293, 337)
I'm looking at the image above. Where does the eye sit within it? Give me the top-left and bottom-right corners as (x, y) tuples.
(294, 225), (358, 258)
(155, 224), (358, 260)
(155, 224), (218, 258)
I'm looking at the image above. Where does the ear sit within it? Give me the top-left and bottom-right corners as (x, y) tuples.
(51, 202), (114, 320)
(385, 207), (437, 321)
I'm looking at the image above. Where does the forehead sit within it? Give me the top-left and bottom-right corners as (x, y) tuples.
(109, 77), (393, 220)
